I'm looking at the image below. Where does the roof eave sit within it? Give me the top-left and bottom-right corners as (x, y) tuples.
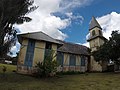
(17, 33), (63, 45)
(89, 26), (102, 31)
(87, 35), (107, 42)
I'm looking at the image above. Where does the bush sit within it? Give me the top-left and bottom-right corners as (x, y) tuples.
(35, 50), (58, 77)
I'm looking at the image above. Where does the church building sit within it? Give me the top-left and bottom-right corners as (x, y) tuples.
(17, 16), (107, 74)
(17, 32), (89, 74)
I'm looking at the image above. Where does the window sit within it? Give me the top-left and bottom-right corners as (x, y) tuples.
(45, 42), (52, 49)
(25, 39), (35, 67)
(92, 30), (95, 36)
(57, 52), (64, 66)
(69, 55), (76, 66)
(81, 56), (85, 66)
(99, 30), (102, 36)
(45, 42), (52, 58)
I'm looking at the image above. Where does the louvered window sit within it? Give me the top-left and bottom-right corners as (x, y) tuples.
(24, 39), (35, 67)
(81, 56), (85, 66)
(69, 55), (76, 66)
(57, 52), (64, 66)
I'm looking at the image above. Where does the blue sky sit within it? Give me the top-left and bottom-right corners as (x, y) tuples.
(16, 0), (120, 44)
(12, 0), (120, 56)
(60, 0), (120, 44)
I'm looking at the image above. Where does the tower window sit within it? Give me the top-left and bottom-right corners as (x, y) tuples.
(92, 30), (96, 36)
(99, 30), (102, 36)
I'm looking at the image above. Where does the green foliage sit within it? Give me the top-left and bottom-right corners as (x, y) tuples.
(0, 0), (37, 57)
(0, 63), (16, 73)
(35, 50), (58, 77)
(92, 30), (120, 65)
(2, 66), (7, 73)
(92, 42), (110, 62)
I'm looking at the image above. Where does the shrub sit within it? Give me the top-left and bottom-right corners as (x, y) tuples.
(35, 50), (58, 77)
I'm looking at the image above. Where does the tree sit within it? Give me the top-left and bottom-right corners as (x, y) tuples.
(92, 30), (120, 65)
(0, 0), (37, 58)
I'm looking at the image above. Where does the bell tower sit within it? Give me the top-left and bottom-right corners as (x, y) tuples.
(87, 16), (107, 71)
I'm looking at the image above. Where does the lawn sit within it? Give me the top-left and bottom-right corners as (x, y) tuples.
(0, 64), (120, 90)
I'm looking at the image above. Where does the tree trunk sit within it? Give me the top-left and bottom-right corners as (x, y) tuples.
(0, 27), (6, 57)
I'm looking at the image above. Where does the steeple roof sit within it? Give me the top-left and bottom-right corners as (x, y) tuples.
(89, 16), (102, 30)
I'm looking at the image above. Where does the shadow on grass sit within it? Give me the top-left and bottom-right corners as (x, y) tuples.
(0, 72), (36, 83)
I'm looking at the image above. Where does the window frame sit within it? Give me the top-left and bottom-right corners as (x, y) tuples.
(92, 30), (96, 36)
(81, 56), (86, 66)
(57, 52), (64, 67)
(24, 39), (35, 67)
(69, 54), (76, 66)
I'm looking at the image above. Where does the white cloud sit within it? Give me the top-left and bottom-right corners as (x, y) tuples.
(15, 0), (93, 40)
(12, 0), (93, 56)
(77, 42), (89, 48)
(65, 12), (84, 25)
(59, 0), (93, 12)
(8, 41), (20, 57)
(97, 12), (120, 39)
(82, 42), (89, 47)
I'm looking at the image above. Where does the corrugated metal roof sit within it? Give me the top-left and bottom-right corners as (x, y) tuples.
(17, 31), (62, 44)
(58, 40), (90, 56)
(89, 16), (102, 30)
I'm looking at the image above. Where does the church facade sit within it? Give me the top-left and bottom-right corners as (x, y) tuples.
(17, 17), (107, 74)
(17, 32), (89, 74)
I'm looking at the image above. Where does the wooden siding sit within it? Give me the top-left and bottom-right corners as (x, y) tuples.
(18, 39), (28, 65)
(33, 41), (45, 66)
(57, 53), (88, 72)
(18, 38), (88, 74)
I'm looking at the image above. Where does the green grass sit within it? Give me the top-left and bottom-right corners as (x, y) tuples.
(0, 64), (120, 90)
(0, 63), (16, 73)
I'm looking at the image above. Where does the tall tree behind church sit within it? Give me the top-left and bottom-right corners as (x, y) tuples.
(0, 0), (37, 58)
(92, 30), (120, 65)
